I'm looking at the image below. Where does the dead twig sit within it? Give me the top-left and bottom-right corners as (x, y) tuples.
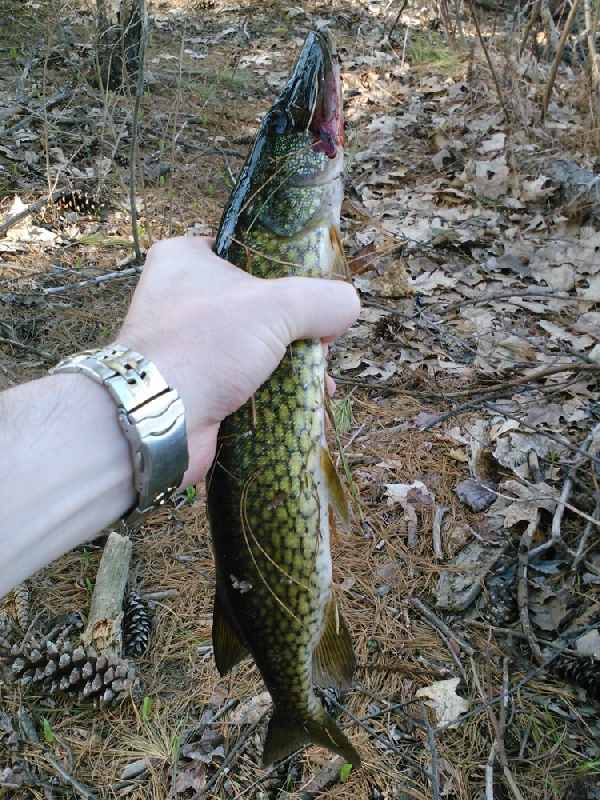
(420, 363), (599, 430)
(169, 554), (215, 584)
(17, 708), (98, 800)
(541, 0), (583, 120)
(517, 517), (545, 665)
(129, 0), (148, 262)
(436, 289), (577, 314)
(409, 598), (475, 657)
(551, 430), (596, 551)
(0, 190), (65, 236)
(482, 405), (600, 471)
(432, 505), (448, 560)
(474, 653), (525, 800)
(572, 496), (600, 571)
(418, 699), (441, 800)
(519, 0), (542, 57)
(195, 712), (268, 798)
(583, 0), (600, 117)
(0, 89), (79, 143)
(81, 531), (132, 656)
(42, 266), (140, 295)
(388, 0), (409, 40)
(0, 336), (54, 361)
(539, 0), (561, 55)
(325, 693), (432, 778)
(465, 0), (509, 121)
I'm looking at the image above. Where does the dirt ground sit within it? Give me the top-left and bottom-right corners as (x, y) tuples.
(1, 0), (599, 798)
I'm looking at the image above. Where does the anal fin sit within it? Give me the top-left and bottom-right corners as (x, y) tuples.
(321, 446), (351, 533)
(312, 596), (356, 689)
(212, 593), (250, 676)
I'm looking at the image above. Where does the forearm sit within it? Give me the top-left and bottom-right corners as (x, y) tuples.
(0, 372), (135, 597)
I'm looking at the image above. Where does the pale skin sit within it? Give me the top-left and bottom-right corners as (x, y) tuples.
(0, 237), (360, 599)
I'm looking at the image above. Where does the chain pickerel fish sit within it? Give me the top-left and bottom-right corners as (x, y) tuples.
(207, 31), (360, 767)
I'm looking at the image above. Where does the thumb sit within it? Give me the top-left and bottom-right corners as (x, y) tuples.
(273, 277), (361, 344)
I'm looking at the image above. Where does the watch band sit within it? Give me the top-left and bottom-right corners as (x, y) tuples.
(50, 345), (189, 525)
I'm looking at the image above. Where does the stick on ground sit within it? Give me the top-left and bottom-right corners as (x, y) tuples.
(80, 531), (132, 656)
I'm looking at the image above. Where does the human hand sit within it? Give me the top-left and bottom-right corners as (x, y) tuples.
(116, 236), (360, 485)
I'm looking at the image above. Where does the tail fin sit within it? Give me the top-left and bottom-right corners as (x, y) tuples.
(263, 702), (360, 768)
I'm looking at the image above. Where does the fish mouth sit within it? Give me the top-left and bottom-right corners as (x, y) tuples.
(273, 31), (343, 159)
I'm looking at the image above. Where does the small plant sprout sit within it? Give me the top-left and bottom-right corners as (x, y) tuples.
(41, 717), (54, 743)
(142, 695), (153, 724)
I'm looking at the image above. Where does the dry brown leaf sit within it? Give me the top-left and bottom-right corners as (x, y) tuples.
(416, 678), (469, 728)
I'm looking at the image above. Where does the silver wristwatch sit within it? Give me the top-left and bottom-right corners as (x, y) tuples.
(51, 345), (189, 525)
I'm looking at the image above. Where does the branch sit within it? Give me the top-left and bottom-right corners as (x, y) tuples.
(0, 336), (54, 361)
(519, 0), (542, 57)
(517, 517), (545, 665)
(541, 0), (583, 120)
(409, 597), (475, 656)
(0, 190), (64, 236)
(465, 0), (509, 121)
(42, 266), (140, 295)
(419, 363), (598, 430)
(129, 0), (148, 263)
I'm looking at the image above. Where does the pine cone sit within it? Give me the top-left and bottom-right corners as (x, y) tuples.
(0, 612), (12, 640)
(3, 634), (138, 707)
(553, 651), (600, 701)
(12, 584), (29, 629)
(123, 590), (151, 657)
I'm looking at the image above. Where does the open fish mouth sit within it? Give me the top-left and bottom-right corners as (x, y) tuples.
(271, 30), (343, 160)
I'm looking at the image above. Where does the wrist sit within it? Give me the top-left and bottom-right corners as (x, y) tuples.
(0, 372), (135, 595)
(48, 371), (136, 517)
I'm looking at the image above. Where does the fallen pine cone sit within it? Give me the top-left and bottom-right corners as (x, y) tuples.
(2, 634), (138, 707)
(123, 590), (151, 658)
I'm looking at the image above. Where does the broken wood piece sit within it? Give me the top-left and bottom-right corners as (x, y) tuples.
(432, 505), (448, 560)
(81, 531), (132, 656)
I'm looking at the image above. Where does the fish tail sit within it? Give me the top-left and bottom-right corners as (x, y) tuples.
(263, 702), (360, 768)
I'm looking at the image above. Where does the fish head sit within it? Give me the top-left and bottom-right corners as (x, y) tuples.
(263, 30), (343, 188)
(217, 31), (345, 254)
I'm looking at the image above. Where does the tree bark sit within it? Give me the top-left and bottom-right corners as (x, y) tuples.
(95, 0), (143, 92)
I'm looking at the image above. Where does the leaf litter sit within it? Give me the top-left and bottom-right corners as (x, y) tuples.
(1, 0), (600, 797)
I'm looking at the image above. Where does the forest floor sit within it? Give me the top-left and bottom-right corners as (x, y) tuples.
(0, 0), (599, 798)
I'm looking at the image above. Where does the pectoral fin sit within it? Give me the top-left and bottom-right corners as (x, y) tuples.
(329, 224), (350, 279)
(321, 446), (351, 533)
(212, 593), (250, 676)
(312, 596), (356, 689)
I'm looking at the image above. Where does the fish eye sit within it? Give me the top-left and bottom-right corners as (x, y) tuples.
(272, 112), (293, 135)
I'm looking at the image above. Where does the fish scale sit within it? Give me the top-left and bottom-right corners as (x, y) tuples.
(207, 30), (360, 767)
